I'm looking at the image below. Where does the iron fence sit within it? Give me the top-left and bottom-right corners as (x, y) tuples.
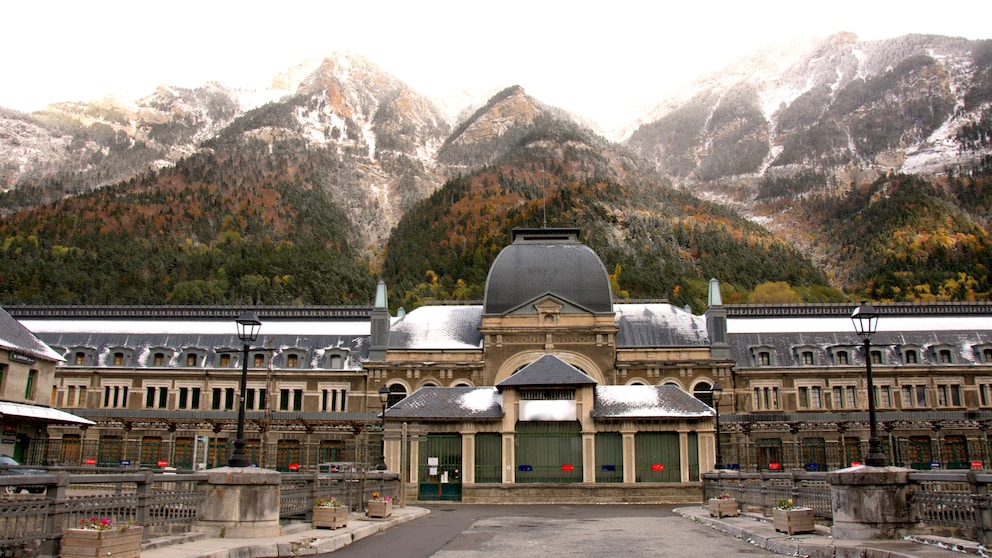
(703, 469), (992, 545)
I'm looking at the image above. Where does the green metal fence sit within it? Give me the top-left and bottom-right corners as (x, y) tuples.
(635, 432), (680, 482)
(595, 432), (623, 483)
(474, 433), (502, 483)
(515, 421), (583, 483)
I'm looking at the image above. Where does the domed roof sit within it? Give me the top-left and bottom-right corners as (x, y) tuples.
(483, 228), (613, 315)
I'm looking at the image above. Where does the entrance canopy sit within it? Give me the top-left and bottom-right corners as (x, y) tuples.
(0, 401), (95, 426)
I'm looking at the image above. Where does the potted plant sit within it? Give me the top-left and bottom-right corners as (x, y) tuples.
(708, 492), (739, 518)
(773, 498), (815, 535)
(62, 516), (142, 558)
(312, 497), (349, 529)
(367, 491), (392, 518)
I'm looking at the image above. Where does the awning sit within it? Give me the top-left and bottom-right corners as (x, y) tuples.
(0, 401), (95, 426)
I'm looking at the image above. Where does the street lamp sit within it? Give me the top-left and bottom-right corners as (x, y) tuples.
(852, 300), (886, 467)
(229, 311), (261, 468)
(375, 385), (389, 471)
(712, 382), (724, 470)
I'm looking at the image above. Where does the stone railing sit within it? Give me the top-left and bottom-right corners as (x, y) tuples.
(0, 470), (207, 557)
(703, 469), (992, 545)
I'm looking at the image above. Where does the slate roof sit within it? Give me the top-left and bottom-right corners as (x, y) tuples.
(387, 305), (483, 350)
(483, 232), (613, 315)
(592, 385), (715, 419)
(384, 387), (503, 420)
(383, 383), (713, 421)
(727, 313), (992, 368)
(615, 303), (710, 347)
(497, 355), (598, 389)
(0, 306), (64, 362)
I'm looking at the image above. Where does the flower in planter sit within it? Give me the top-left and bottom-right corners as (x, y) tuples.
(77, 516), (137, 531)
(370, 491), (391, 502)
(718, 493), (734, 500)
(314, 497), (342, 508)
(776, 498), (794, 510)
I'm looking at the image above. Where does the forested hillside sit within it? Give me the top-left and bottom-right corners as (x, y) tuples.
(381, 162), (837, 313)
(0, 141), (374, 305)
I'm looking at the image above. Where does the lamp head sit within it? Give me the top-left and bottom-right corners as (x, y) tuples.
(711, 382), (723, 404)
(236, 311), (262, 343)
(851, 300), (879, 340)
(378, 384), (390, 405)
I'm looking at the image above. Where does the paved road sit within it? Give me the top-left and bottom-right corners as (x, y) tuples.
(322, 504), (784, 557)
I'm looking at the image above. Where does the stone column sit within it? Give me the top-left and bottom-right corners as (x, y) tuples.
(828, 466), (917, 539)
(196, 467), (282, 538)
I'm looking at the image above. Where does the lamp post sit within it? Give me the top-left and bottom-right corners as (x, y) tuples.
(712, 382), (724, 470)
(229, 311), (261, 468)
(375, 385), (389, 471)
(852, 300), (886, 467)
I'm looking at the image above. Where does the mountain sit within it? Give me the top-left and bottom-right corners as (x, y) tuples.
(626, 34), (992, 182)
(1, 37), (992, 307)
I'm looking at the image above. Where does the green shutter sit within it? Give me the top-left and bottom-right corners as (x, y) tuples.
(474, 433), (502, 483)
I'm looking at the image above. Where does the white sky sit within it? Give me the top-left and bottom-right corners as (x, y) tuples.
(2, 0), (990, 131)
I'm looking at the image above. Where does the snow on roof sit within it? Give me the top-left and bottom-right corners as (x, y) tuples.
(727, 315), (991, 334)
(459, 387), (501, 412)
(19, 319), (370, 336)
(593, 385), (714, 419)
(615, 303), (709, 346)
(387, 305), (482, 350)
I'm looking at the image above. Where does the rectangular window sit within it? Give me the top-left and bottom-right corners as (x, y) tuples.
(191, 387), (201, 409)
(220, 354), (231, 367)
(833, 386), (844, 409)
(186, 354), (197, 367)
(846, 386), (857, 408)
(293, 389), (303, 411)
(253, 354), (264, 367)
(811, 386), (821, 408)
(0, 364), (6, 394)
(287, 354), (298, 368)
(225, 388), (235, 410)
(802, 351), (814, 365)
(982, 384), (992, 407)
(25, 370), (37, 399)
(837, 352), (849, 365)
(246, 389), (256, 410)
(75, 352), (85, 365)
(799, 387), (809, 408)
(758, 352), (770, 366)
(212, 387), (221, 410)
(878, 386), (891, 408)
(940, 350), (953, 364)
(906, 350), (918, 364)
(158, 387), (168, 408)
(146, 386), (156, 407)
(904, 384), (928, 408)
(280, 389), (290, 411)
(179, 387), (189, 409)
(870, 350), (883, 364)
(113, 353), (124, 366)
(153, 353), (165, 366)
(937, 385), (963, 407)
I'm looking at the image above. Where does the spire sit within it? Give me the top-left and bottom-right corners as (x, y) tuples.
(370, 281), (390, 360)
(708, 278), (723, 307)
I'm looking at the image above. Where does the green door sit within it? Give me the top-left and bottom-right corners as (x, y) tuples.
(418, 434), (462, 501)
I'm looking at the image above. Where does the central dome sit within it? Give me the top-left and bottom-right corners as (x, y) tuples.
(483, 228), (614, 315)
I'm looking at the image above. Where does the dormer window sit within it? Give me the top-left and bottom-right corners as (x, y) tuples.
(905, 350), (918, 364)
(751, 346), (775, 367)
(836, 351), (849, 365)
(801, 351), (815, 365)
(939, 350), (953, 364)
(870, 350), (883, 365)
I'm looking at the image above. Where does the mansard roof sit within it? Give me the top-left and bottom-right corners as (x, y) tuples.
(483, 228), (613, 315)
(13, 305), (372, 368)
(496, 355), (597, 389)
(387, 305), (483, 350)
(0, 306), (64, 362)
(615, 303), (709, 346)
(725, 302), (992, 367)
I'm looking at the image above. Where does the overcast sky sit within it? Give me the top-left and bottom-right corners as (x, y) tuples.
(2, 0), (989, 131)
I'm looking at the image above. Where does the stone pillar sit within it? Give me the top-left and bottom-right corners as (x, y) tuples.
(196, 467), (282, 538)
(828, 466), (917, 539)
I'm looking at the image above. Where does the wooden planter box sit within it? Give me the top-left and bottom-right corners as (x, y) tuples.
(367, 499), (392, 518)
(313, 506), (349, 529)
(708, 498), (739, 518)
(62, 526), (143, 558)
(773, 507), (815, 535)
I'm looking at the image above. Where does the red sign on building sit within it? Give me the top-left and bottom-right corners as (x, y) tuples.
(651, 463), (664, 471)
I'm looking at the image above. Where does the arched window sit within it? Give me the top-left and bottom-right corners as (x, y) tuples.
(693, 382), (714, 407)
(386, 384), (408, 408)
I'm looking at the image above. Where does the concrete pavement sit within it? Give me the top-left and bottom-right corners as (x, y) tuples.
(138, 504), (982, 558)
(140, 505), (430, 558)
